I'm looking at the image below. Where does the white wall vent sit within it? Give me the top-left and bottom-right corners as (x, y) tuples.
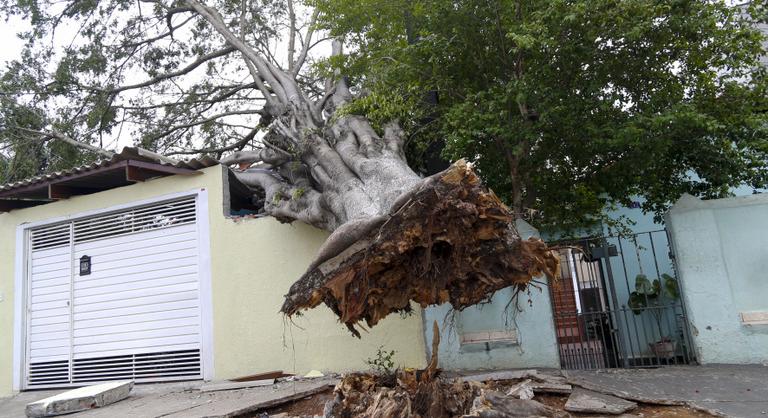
(73, 197), (196, 244)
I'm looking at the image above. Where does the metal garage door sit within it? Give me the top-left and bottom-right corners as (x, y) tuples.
(25, 196), (203, 388)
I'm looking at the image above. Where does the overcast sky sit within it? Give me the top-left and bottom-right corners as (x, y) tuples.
(1, 16), (28, 71)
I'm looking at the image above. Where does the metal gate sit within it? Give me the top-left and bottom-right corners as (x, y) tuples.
(25, 196), (204, 388)
(548, 230), (696, 369)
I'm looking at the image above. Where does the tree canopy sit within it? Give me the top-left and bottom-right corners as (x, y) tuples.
(316, 0), (768, 233)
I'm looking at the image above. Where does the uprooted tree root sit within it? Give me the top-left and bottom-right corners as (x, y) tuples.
(281, 160), (559, 336)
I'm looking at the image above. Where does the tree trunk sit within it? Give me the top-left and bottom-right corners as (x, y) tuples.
(185, 0), (557, 333)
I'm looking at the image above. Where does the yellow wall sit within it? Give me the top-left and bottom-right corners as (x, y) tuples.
(0, 166), (426, 397)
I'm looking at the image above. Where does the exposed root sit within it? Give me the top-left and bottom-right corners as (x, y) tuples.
(281, 160), (559, 336)
(423, 321), (440, 383)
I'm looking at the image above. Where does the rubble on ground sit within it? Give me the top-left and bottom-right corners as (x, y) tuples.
(464, 389), (569, 417)
(318, 368), (583, 418)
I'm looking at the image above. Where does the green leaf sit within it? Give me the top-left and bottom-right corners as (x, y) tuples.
(628, 291), (646, 315)
(663, 274), (680, 299)
(634, 274), (654, 295)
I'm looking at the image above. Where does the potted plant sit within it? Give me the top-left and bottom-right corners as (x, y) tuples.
(627, 273), (680, 359)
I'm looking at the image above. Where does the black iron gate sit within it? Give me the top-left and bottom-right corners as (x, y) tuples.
(548, 230), (696, 369)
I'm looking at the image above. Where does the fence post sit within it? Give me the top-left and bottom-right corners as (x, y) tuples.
(599, 248), (629, 368)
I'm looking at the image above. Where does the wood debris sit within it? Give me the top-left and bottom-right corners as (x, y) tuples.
(324, 371), (480, 418)
(322, 372), (576, 418)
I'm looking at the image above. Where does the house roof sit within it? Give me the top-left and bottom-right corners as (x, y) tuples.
(0, 147), (219, 212)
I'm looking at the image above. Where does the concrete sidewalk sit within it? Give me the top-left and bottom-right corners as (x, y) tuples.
(564, 364), (768, 418)
(2, 365), (766, 417)
(0, 378), (336, 418)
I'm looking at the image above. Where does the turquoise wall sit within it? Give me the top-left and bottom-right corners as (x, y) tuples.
(666, 194), (768, 364)
(422, 220), (560, 370)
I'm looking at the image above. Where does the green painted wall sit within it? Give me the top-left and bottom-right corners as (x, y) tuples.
(0, 166), (426, 397)
(666, 193), (768, 364)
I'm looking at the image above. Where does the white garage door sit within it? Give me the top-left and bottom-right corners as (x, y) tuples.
(25, 196), (204, 388)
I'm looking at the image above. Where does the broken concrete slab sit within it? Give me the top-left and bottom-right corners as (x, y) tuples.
(565, 388), (637, 415)
(229, 370), (290, 382)
(25, 381), (133, 417)
(461, 369), (540, 382)
(3, 379), (340, 418)
(467, 390), (569, 417)
(181, 378), (337, 418)
(105, 378), (335, 418)
(505, 379), (534, 400)
(200, 378), (276, 393)
(530, 381), (572, 394)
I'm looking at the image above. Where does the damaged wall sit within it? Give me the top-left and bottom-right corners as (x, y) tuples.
(0, 165), (426, 397)
(666, 193), (768, 364)
(209, 170), (427, 379)
(422, 220), (560, 371)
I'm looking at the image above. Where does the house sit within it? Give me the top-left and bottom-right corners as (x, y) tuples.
(0, 148), (426, 396)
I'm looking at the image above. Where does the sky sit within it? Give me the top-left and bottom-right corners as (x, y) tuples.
(0, 16), (28, 71)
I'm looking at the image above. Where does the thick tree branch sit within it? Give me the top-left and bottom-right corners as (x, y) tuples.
(105, 46), (237, 94)
(219, 145), (291, 166)
(186, 0), (293, 106)
(17, 128), (115, 158)
(147, 109), (263, 141)
(165, 127), (258, 156)
(287, 0), (296, 69)
(290, 9), (320, 78)
(233, 167), (337, 229)
(383, 121), (406, 158)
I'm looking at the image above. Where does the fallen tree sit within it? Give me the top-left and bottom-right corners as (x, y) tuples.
(176, 2), (558, 328)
